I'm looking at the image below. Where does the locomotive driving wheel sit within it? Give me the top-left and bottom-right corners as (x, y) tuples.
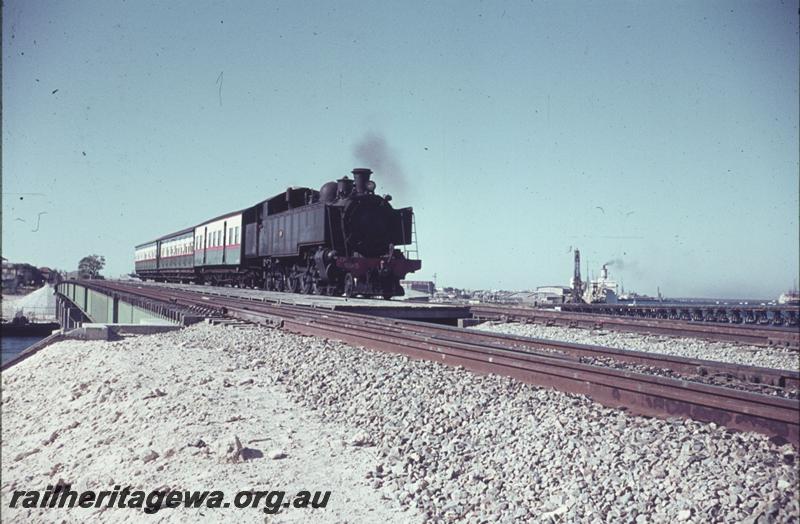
(343, 273), (355, 298)
(273, 274), (285, 292)
(300, 273), (313, 294)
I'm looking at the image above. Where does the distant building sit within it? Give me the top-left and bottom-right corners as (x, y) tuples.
(2, 260), (45, 294)
(38, 267), (57, 283)
(534, 285), (571, 305)
(508, 291), (536, 303)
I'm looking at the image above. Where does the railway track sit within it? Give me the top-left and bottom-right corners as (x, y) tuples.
(471, 304), (800, 349)
(63, 281), (800, 446)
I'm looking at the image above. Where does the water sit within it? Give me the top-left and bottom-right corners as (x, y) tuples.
(1, 337), (45, 366)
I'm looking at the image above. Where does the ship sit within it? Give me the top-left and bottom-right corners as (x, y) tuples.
(583, 264), (620, 304)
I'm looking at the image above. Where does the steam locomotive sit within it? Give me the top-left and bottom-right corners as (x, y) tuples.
(134, 169), (421, 298)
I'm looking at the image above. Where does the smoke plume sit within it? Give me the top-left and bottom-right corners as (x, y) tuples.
(605, 258), (644, 278)
(353, 132), (407, 194)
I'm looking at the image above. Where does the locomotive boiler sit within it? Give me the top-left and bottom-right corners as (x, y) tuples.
(134, 168), (421, 299)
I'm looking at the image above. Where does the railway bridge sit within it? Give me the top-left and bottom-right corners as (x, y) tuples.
(54, 280), (470, 329)
(55, 281), (207, 329)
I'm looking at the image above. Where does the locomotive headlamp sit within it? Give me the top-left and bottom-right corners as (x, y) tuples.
(384, 194), (392, 202)
(367, 180), (376, 192)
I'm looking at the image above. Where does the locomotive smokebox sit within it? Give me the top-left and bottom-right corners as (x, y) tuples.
(352, 168), (373, 194)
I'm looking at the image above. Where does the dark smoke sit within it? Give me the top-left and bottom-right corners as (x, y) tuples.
(605, 258), (644, 278)
(353, 132), (407, 194)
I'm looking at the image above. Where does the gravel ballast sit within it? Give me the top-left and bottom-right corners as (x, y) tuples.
(473, 321), (800, 371)
(1, 327), (413, 523)
(2, 324), (798, 523)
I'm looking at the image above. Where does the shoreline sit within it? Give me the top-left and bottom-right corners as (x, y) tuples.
(1, 333), (65, 370)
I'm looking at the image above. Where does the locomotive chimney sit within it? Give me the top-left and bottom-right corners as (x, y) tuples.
(352, 168), (373, 194)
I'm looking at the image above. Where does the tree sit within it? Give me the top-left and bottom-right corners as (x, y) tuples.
(78, 255), (105, 279)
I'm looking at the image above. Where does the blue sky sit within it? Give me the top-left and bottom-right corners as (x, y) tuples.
(3, 0), (798, 298)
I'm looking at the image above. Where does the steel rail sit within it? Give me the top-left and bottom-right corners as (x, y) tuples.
(77, 281), (800, 445)
(471, 304), (800, 349)
(271, 311), (800, 446)
(81, 281), (800, 390)
(356, 317), (800, 391)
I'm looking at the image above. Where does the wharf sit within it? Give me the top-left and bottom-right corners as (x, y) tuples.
(0, 321), (60, 337)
